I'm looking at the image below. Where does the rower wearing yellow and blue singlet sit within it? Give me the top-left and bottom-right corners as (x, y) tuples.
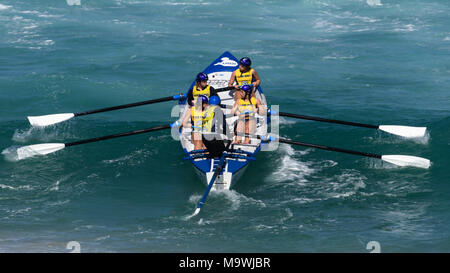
(187, 72), (217, 106)
(231, 85), (264, 145)
(182, 95), (212, 150)
(228, 57), (261, 100)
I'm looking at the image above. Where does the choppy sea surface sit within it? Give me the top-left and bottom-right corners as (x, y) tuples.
(0, 0), (449, 252)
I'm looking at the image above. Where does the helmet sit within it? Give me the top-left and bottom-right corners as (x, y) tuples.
(197, 95), (209, 104)
(241, 85), (252, 93)
(239, 57), (252, 67)
(209, 96), (221, 105)
(196, 72), (208, 82)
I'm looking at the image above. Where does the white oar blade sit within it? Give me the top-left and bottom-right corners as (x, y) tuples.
(27, 113), (75, 127)
(379, 125), (426, 138)
(16, 143), (65, 160)
(381, 155), (431, 169)
(184, 208), (201, 220)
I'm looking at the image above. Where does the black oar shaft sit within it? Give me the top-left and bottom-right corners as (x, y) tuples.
(65, 124), (171, 147)
(215, 86), (235, 92)
(74, 96), (181, 117)
(278, 112), (378, 129)
(73, 87), (234, 118)
(278, 138), (381, 159)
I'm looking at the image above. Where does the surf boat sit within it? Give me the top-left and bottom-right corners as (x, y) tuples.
(177, 52), (268, 191)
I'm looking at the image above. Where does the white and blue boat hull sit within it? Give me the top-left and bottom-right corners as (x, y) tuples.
(178, 51), (267, 191)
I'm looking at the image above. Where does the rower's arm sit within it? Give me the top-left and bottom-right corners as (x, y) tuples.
(252, 69), (261, 88)
(187, 88), (194, 106)
(209, 86), (217, 97)
(231, 101), (239, 116)
(255, 99), (265, 115)
(228, 71), (238, 89)
(182, 108), (191, 128)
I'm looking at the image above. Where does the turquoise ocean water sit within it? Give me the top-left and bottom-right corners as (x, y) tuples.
(0, 0), (449, 252)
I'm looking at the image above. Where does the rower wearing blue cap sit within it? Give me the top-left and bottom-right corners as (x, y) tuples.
(181, 95), (213, 150)
(228, 57), (261, 100)
(231, 85), (264, 145)
(187, 72), (218, 106)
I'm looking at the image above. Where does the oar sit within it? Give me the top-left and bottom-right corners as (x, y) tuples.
(216, 132), (430, 169)
(27, 86), (237, 127)
(27, 95), (185, 127)
(272, 111), (426, 138)
(277, 137), (431, 169)
(188, 140), (233, 218)
(14, 124), (173, 160)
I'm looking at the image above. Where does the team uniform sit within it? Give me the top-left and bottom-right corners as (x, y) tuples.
(236, 97), (257, 122)
(234, 68), (254, 86)
(187, 85), (217, 106)
(190, 105), (215, 133)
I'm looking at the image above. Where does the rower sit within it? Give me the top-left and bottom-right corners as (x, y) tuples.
(187, 72), (217, 106)
(202, 96), (231, 158)
(228, 57), (261, 100)
(182, 95), (214, 150)
(231, 85), (264, 145)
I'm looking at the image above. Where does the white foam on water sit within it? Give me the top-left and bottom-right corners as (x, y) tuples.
(368, 130), (430, 146)
(12, 128), (35, 143)
(39, 39), (54, 46)
(6, 207), (32, 217)
(279, 208), (293, 224)
(49, 173), (75, 191)
(322, 10), (379, 23)
(102, 154), (134, 164)
(20, 10), (40, 15)
(188, 193), (201, 204)
(410, 131), (430, 145)
(74, 225), (106, 231)
(94, 235), (111, 241)
(184, 190), (266, 221)
(278, 168), (368, 206)
(0, 184), (33, 191)
(2, 146), (21, 162)
(257, 65), (273, 70)
(252, 224), (275, 231)
(323, 54), (357, 60)
(214, 189), (266, 211)
(0, 4), (11, 10)
(313, 18), (348, 33)
(322, 169), (367, 199)
(47, 200), (70, 207)
(393, 23), (417, 33)
(366, 0), (382, 7)
(11, 126), (65, 143)
(317, 159), (338, 168)
(271, 156), (313, 184)
(378, 203), (432, 237)
(196, 218), (222, 226)
(267, 144), (315, 186)
(66, 0), (81, 6)
(23, 23), (39, 30)
(279, 197), (316, 205)
(102, 149), (154, 167)
(279, 116), (299, 126)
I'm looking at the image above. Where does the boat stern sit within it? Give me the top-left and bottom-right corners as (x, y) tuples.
(206, 171), (233, 191)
